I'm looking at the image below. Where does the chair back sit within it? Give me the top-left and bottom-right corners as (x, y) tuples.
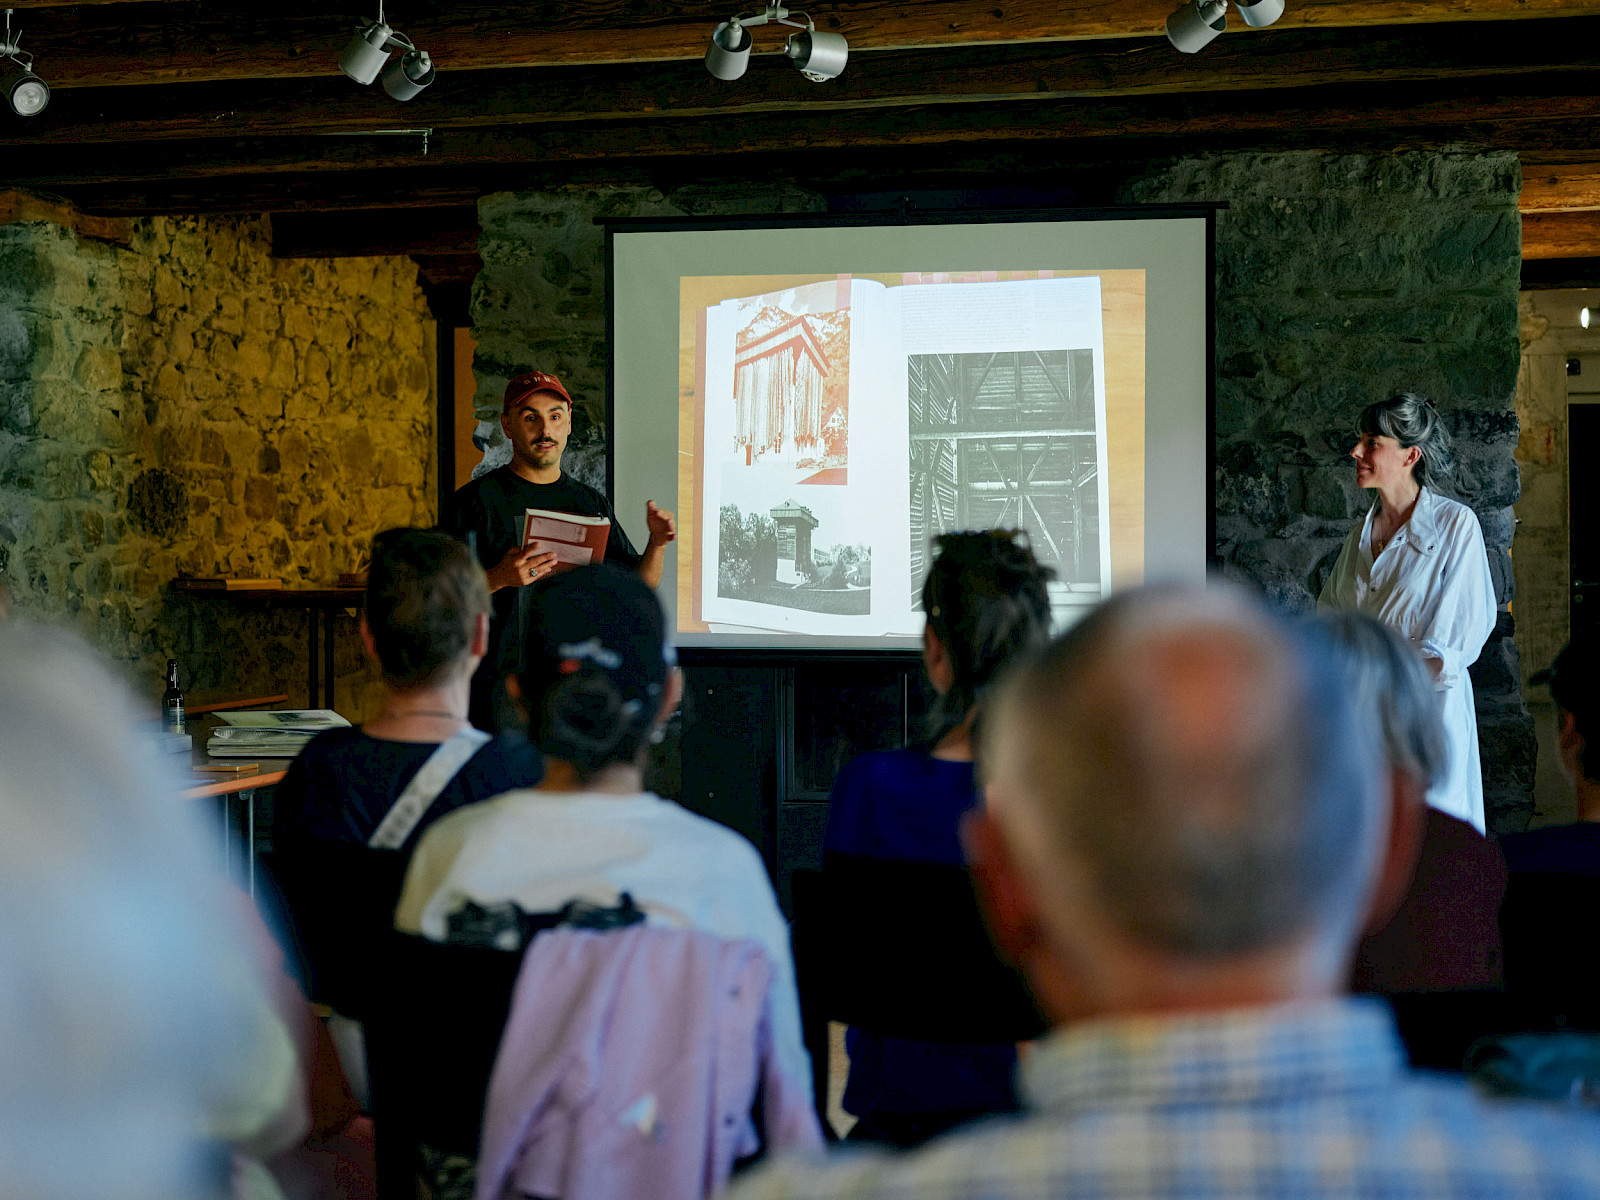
(363, 932), (529, 1197)
(1500, 870), (1600, 1031)
(790, 853), (1046, 1124)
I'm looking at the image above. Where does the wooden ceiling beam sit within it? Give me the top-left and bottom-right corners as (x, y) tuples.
(8, 76), (1600, 187)
(1521, 160), (1600, 212)
(13, 0), (1600, 89)
(1523, 211), (1600, 258)
(271, 205), (480, 257)
(8, 18), (1600, 148)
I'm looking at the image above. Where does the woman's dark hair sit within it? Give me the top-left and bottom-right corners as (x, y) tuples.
(364, 528), (489, 688)
(921, 529), (1054, 742)
(516, 565), (669, 783)
(1357, 392), (1454, 491)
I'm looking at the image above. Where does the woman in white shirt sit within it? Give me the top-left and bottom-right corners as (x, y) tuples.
(1318, 393), (1496, 832)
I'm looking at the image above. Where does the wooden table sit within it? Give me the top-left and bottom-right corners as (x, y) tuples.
(182, 712), (296, 896)
(171, 583), (364, 709)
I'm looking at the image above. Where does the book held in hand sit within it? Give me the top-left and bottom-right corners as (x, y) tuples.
(523, 508), (609, 574)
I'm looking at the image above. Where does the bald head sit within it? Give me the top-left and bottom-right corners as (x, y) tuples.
(985, 585), (1386, 966)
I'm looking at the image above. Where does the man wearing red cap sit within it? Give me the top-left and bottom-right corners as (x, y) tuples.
(443, 369), (676, 730)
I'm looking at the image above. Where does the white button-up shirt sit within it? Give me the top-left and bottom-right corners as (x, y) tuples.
(1319, 487), (1497, 832)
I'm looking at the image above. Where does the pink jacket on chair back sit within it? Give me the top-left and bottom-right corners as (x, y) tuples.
(474, 924), (824, 1200)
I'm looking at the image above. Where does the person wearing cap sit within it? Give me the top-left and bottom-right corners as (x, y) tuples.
(442, 369), (677, 730)
(393, 564), (809, 1098)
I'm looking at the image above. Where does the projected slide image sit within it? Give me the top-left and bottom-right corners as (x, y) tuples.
(908, 348), (1102, 610)
(688, 270), (1116, 639)
(731, 299), (851, 484)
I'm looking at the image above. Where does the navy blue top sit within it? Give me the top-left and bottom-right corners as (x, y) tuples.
(824, 748), (1018, 1117)
(1499, 822), (1600, 876)
(276, 726), (543, 853)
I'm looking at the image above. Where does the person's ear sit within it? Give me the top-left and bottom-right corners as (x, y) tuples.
(358, 614), (380, 664)
(503, 673), (528, 723)
(963, 803), (1045, 969)
(654, 667), (684, 729)
(1360, 766), (1427, 937)
(500, 411), (514, 440)
(1557, 709), (1583, 779)
(924, 622), (953, 695)
(1403, 444), (1422, 471)
(470, 611), (490, 660)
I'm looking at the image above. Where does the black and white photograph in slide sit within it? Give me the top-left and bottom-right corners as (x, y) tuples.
(715, 467), (872, 617)
(908, 349), (1102, 607)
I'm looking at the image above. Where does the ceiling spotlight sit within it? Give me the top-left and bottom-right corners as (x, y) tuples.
(339, 3), (434, 100)
(1165, 0), (1284, 53)
(1235, 0), (1285, 26)
(784, 30), (848, 82)
(1165, 0), (1228, 53)
(706, 3), (848, 82)
(0, 9), (48, 117)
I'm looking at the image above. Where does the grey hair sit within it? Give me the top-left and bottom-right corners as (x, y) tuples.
(0, 623), (292, 1200)
(1310, 610), (1448, 791)
(1358, 392), (1453, 491)
(988, 584), (1386, 961)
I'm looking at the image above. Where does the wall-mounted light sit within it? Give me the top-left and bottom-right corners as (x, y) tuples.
(1165, 0), (1283, 54)
(1582, 306), (1591, 330)
(705, 3), (848, 82)
(339, 2), (434, 101)
(0, 9), (48, 117)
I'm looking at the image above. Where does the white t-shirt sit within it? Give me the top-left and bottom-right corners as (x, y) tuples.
(394, 789), (812, 1100)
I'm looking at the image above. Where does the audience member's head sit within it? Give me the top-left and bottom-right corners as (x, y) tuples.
(1313, 610), (1447, 793)
(517, 564), (680, 787)
(920, 529), (1053, 741)
(362, 527), (490, 689)
(0, 622), (293, 1200)
(969, 584), (1390, 1023)
(1536, 638), (1600, 819)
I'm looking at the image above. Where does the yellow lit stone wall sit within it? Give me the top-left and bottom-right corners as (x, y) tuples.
(0, 214), (435, 718)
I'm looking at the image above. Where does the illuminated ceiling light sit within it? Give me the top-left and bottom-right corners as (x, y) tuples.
(706, 3), (848, 82)
(1165, 0), (1284, 53)
(0, 9), (49, 117)
(339, 2), (434, 100)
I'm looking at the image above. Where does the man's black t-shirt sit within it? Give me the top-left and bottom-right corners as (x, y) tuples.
(442, 466), (641, 720)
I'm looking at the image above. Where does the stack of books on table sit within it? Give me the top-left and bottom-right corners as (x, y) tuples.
(206, 709), (350, 758)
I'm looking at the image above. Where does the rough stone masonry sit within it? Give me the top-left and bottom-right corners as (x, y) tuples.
(0, 214), (434, 716)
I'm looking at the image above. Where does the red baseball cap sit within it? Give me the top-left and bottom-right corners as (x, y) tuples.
(503, 370), (573, 414)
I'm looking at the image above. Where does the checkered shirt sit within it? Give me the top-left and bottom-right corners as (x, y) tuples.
(725, 998), (1600, 1200)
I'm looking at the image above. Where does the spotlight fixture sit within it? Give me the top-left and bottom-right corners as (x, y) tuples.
(705, 3), (848, 82)
(1164, 0), (1283, 54)
(0, 9), (48, 117)
(339, 2), (434, 101)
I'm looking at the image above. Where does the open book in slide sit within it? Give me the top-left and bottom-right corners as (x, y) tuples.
(697, 274), (1111, 638)
(523, 508), (610, 573)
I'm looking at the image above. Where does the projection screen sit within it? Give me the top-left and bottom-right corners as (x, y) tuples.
(607, 208), (1214, 651)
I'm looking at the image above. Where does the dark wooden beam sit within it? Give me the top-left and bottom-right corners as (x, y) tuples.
(1523, 211), (1600, 258)
(9, 18), (1600, 148)
(10, 74), (1600, 189)
(14, 0), (1600, 89)
(270, 205), (480, 258)
(1521, 159), (1600, 212)
(1522, 257), (1600, 287)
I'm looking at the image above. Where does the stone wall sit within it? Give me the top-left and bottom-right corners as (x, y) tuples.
(1123, 150), (1534, 830)
(0, 214), (434, 717)
(471, 184), (826, 490)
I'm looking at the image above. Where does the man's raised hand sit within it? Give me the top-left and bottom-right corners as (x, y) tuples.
(646, 501), (677, 548)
